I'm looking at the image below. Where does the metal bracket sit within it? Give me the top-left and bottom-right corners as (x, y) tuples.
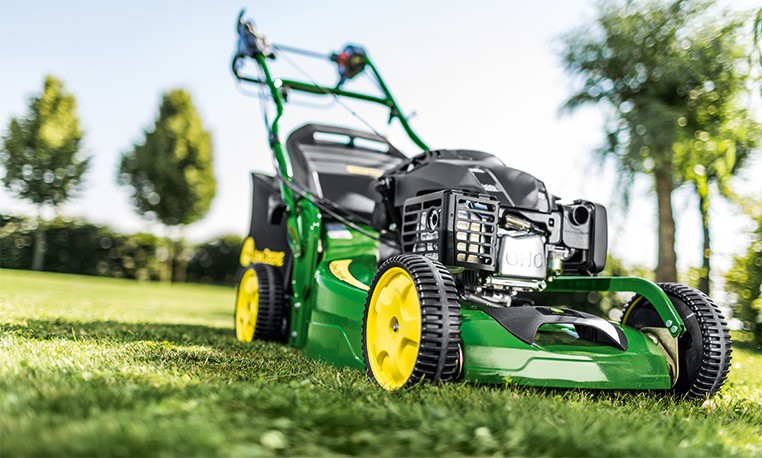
(543, 276), (685, 337)
(642, 326), (679, 386)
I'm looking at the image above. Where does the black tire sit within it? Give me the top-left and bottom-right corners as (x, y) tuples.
(234, 263), (286, 342)
(621, 282), (732, 399)
(362, 254), (461, 390)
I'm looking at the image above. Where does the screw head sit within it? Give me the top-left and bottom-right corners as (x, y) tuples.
(665, 320), (673, 327)
(670, 325), (678, 334)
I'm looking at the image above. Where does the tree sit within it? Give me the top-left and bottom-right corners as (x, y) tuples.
(559, 0), (758, 283)
(674, 109), (759, 294)
(0, 75), (90, 271)
(755, 7), (762, 96)
(725, 200), (762, 346)
(671, 9), (760, 294)
(118, 89), (215, 282)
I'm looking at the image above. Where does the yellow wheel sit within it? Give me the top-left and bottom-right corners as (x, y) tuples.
(235, 268), (259, 342)
(362, 254), (461, 390)
(234, 263), (286, 342)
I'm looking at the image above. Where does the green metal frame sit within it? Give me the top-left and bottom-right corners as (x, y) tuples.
(249, 50), (428, 238)
(545, 276), (685, 336)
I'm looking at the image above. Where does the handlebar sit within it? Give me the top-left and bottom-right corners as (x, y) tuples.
(231, 10), (429, 151)
(231, 10), (430, 245)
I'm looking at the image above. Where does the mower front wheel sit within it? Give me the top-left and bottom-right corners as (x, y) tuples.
(621, 283), (732, 399)
(234, 263), (286, 342)
(362, 254), (461, 390)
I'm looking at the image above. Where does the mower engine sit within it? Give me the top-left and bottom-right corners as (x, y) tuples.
(374, 149), (607, 304)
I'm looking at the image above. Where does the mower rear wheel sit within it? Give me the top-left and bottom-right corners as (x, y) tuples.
(621, 283), (732, 399)
(362, 254), (461, 390)
(235, 263), (286, 342)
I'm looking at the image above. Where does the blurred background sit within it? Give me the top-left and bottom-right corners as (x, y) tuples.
(1, 1), (760, 341)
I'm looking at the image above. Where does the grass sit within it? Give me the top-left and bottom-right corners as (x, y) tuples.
(1, 268), (761, 457)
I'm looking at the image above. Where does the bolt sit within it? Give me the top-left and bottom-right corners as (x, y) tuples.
(665, 320), (673, 327)
(291, 331), (298, 338)
(670, 325), (678, 334)
(390, 317), (400, 334)
(294, 303), (301, 309)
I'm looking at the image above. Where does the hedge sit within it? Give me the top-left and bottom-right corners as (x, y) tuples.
(0, 216), (241, 285)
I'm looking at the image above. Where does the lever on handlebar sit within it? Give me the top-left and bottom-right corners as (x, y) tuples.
(330, 45), (367, 86)
(236, 9), (273, 60)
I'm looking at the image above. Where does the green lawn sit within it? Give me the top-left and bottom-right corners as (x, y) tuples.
(1, 268), (760, 457)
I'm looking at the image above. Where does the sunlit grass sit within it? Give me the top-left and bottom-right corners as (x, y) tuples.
(1, 268), (760, 456)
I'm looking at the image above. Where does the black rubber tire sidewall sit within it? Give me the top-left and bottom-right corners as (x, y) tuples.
(621, 283), (732, 399)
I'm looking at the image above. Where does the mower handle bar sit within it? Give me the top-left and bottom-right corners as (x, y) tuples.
(232, 10), (429, 153)
(232, 10), (430, 245)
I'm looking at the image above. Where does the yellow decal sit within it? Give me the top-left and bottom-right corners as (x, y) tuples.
(240, 236), (285, 267)
(329, 259), (370, 291)
(346, 165), (382, 177)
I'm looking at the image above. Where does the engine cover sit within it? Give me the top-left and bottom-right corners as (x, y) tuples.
(497, 233), (547, 280)
(379, 149), (552, 213)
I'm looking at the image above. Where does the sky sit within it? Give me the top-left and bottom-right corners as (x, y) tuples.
(1, 0), (760, 294)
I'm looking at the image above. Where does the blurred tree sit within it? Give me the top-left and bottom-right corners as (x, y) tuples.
(752, 8), (762, 86)
(559, 0), (758, 284)
(0, 75), (90, 271)
(671, 9), (761, 294)
(118, 89), (216, 282)
(674, 110), (759, 294)
(725, 200), (762, 345)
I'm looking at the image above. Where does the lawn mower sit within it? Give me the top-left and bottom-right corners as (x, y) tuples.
(230, 11), (731, 398)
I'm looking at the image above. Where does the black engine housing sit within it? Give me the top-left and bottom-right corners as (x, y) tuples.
(373, 149), (608, 276)
(376, 149), (552, 213)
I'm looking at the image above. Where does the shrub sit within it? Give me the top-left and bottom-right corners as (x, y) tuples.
(186, 235), (243, 286)
(0, 217), (163, 280)
(0, 216), (241, 284)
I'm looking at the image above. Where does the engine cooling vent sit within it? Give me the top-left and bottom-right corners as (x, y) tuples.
(401, 190), (498, 271)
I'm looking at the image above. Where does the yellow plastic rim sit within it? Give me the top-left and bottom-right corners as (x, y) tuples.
(235, 268), (259, 342)
(366, 267), (421, 390)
